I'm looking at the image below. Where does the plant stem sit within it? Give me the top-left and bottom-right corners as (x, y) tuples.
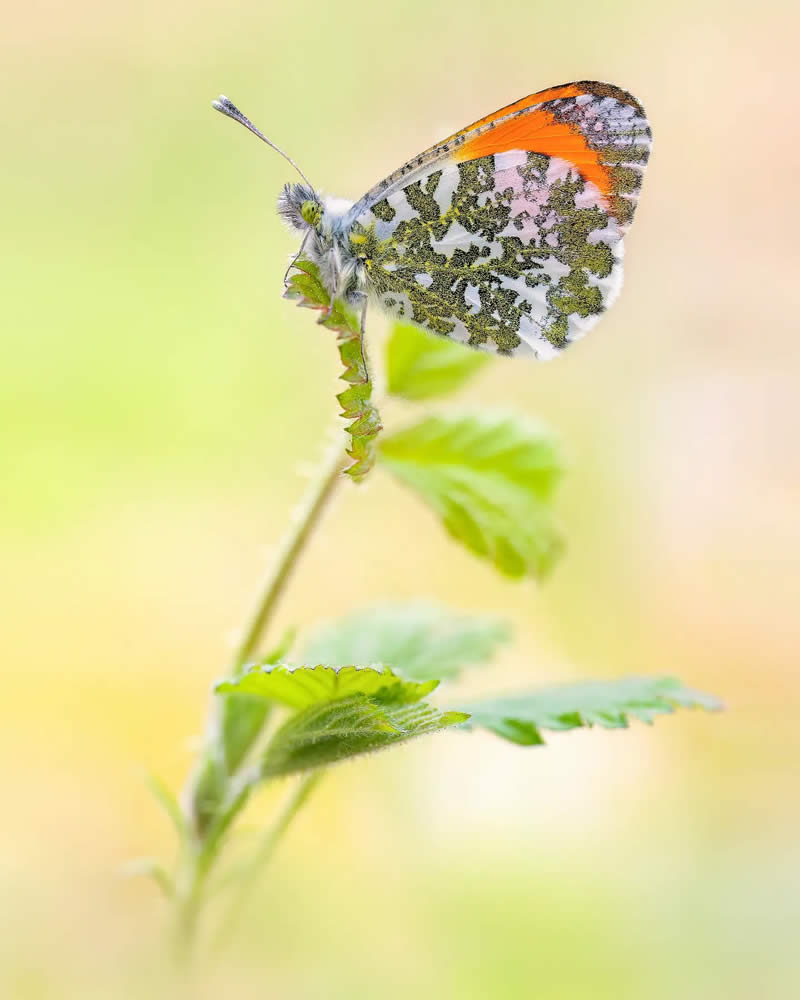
(174, 435), (347, 957)
(231, 434), (348, 671)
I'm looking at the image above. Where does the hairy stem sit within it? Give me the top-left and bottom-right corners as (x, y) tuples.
(231, 435), (348, 671)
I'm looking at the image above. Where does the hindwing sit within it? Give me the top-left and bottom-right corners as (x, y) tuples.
(346, 82), (652, 358)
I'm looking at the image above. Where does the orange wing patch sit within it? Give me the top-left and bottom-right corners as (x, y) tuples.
(352, 81), (650, 232)
(443, 81), (643, 145)
(453, 107), (614, 199)
(450, 83), (584, 137)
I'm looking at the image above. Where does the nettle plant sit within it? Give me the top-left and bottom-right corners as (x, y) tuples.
(139, 258), (721, 951)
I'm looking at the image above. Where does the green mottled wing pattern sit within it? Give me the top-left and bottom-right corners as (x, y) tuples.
(348, 87), (651, 358)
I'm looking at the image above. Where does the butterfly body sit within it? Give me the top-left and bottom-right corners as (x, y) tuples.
(278, 184), (362, 304)
(271, 81), (651, 359)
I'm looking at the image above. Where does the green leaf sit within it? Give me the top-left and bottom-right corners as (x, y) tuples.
(219, 694), (271, 774)
(379, 412), (564, 579)
(218, 628), (298, 777)
(459, 676), (723, 746)
(285, 258), (381, 481)
(301, 601), (511, 681)
(187, 628), (299, 835)
(260, 695), (468, 779)
(217, 664), (467, 780)
(217, 663), (438, 708)
(386, 321), (490, 401)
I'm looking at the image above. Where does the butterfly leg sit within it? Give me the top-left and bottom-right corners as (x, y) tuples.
(352, 290), (369, 335)
(283, 231), (310, 291)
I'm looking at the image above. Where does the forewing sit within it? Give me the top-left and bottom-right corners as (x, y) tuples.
(347, 82), (651, 358)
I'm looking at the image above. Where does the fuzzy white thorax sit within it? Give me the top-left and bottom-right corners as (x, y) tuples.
(322, 194), (354, 219)
(277, 182), (365, 302)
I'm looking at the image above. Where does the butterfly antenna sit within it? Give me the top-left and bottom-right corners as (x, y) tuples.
(212, 95), (316, 191)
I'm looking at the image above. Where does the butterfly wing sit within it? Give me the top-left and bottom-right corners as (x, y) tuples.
(346, 81), (652, 358)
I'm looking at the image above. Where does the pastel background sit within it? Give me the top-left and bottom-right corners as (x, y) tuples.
(2, 0), (797, 996)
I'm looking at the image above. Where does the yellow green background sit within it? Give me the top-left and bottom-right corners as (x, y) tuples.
(2, 0), (797, 996)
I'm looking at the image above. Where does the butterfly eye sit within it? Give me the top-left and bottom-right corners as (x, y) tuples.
(300, 199), (322, 227)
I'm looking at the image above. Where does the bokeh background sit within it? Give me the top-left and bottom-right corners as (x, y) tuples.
(2, 0), (798, 996)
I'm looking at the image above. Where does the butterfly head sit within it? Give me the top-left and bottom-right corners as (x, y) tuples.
(277, 182), (324, 233)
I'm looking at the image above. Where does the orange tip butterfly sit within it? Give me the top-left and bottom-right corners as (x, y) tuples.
(213, 82), (651, 359)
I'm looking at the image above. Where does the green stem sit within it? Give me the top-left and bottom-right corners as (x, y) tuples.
(174, 775), (256, 958)
(231, 435), (348, 671)
(174, 435), (347, 957)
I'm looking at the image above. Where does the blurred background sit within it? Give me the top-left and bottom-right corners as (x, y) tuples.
(2, 0), (798, 996)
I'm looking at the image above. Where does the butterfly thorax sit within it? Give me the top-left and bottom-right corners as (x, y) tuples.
(278, 182), (364, 303)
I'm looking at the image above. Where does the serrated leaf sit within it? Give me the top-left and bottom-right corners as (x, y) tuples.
(386, 321), (490, 401)
(217, 663), (438, 708)
(301, 601), (511, 681)
(218, 628), (296, 776)
(260, 695), (468, 779)
(379, 412), (564, 579)
(459, 676), (723, 746)
(283, 259), (360, 331)
(285, 258), (381, 481)
(217, 665), (468, 780)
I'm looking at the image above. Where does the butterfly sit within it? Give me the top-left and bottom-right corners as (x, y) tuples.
(213, 82), (651, 360)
